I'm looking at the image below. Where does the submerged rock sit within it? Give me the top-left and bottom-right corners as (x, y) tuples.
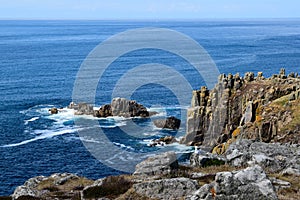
(48, 107), (58, 114)
(149, 136), (178, 147)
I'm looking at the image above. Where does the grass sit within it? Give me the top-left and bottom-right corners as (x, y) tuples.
(268, 174), (300, 200)
(82, 175), (133, 199)
(37, 177), (93, 192)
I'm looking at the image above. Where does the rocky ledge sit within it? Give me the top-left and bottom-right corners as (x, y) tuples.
(9, 144), (300, 199)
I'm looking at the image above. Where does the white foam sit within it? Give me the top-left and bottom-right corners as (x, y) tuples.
(1, 128), (78, 148)
(113, 142), (135, 151)
(24, 117), (39, 125)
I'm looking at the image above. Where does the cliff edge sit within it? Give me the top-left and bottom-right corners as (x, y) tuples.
(181, 69), (300, 153)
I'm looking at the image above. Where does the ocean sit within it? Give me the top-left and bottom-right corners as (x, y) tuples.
(0, 20), (300, 195)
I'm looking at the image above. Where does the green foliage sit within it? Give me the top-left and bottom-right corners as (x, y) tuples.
(202, 159), (225, 167)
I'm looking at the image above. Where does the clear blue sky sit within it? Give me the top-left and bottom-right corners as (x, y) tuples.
(0, 0), (299, 20)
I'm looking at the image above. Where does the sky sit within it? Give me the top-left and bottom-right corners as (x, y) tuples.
(0, 0), (299, 20)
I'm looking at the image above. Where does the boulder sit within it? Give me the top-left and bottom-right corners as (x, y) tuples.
(153, 116), (181, 130)
(111, 97), (149, 117)
(190, 165), (278, 200)
(48, 107), (58, 114)
(94, 104), (112, 118)
(133, 151), (178, 176)
(134, 177), (199, 199)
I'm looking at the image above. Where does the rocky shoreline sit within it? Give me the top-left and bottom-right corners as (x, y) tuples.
(6, 69), (300, 200)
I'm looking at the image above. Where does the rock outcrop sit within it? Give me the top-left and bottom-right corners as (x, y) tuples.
(111, 97), (150, 118)
(181, 69), (300, 150)
(153, 116), (181, 130)
(134, 177), (199, 199)
(133, 151), (179, 176)
(225, 139), (300, 174)
(12, 173), (92, 200)
(190, 165), (278, 200)
(68, 97), (153, 118)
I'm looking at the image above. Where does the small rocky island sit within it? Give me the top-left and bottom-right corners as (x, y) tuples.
(8, 69), (300, 200)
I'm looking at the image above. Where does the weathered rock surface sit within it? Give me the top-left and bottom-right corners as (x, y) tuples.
(134, 177), (199, 199)
(153, 116), (181, 130)
(134, 151), (179, 176)
(182, 69), (300, 150)
(12, 173), (91, 200)
(111, 97), (149, 117)
(12, 176), (47, 200)
(68, 102), (94, 115)
(190, 165), (278, 200)
(225, 139), (300, 174)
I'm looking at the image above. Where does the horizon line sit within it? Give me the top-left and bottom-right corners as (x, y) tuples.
(1, 17), (300, 21)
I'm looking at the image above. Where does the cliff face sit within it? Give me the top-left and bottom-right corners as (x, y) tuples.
(181, 69), (300, 150)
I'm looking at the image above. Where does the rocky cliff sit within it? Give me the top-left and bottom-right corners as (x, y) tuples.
(181, 69), (300, 152)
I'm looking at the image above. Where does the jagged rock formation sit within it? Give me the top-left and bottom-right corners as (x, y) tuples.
(190, 165), (278, 200)
(153, 116), (181, 130)
(68, 97), (153, 118)
(110, 97), (150, 118)
(181, 69), (300, 151)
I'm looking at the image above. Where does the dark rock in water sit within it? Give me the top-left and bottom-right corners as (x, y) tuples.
(149, 136), (178, 147)
(133, 151), (178, 176)
(94, 104), (112, 118)
(191, 165), (278, 200)
(153, 116), (181, 130)
(111, 97), (149, 118)
(48, 107), (58, 114)
(133, 177), (199, 199)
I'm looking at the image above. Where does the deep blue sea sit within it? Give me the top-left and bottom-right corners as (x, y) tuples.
(1, 20), (300, 195)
